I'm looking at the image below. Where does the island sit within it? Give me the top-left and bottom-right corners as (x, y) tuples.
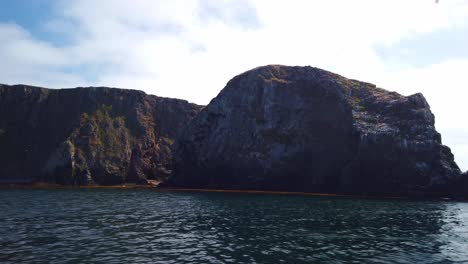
(1, 65), (466, 197)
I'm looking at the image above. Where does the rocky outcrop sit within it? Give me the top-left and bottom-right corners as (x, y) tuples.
(0, 84), (201, 185)
(172, 65), (463, 196)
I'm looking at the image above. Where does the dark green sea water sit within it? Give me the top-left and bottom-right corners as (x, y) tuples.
(0, 189), (467, 263)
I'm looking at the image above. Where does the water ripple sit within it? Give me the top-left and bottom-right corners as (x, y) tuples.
(0, 189), (468, 263)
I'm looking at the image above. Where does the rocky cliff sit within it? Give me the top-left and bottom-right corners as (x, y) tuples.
(0, 84), (201, 185)
(172, 65), (463, 196)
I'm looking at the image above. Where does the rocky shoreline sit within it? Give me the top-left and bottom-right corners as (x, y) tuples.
(0, 65), (466, 197)
(1, 184), (465, 202)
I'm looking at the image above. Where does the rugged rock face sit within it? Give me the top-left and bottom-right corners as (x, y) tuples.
(172, 65), (462, 196)
(0, 84), (201, 185)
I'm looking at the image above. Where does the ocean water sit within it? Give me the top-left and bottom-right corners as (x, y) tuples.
(0, 189), (467, 264)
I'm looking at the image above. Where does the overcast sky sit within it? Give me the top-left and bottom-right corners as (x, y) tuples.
(0, 0), (467, 170)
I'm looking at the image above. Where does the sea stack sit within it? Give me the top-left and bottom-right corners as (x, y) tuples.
(0, 85), (201, 185)
(172, 65), (462, 196)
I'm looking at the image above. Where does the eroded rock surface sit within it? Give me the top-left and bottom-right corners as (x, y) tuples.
(172, 65), (462, 196)
(0, 85), (201, 185)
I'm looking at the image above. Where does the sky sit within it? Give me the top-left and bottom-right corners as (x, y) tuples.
(0, 0), (467, 171)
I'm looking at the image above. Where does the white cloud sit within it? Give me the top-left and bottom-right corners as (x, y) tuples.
(0, 23), (85, 86)
(0, 0), (467, 170)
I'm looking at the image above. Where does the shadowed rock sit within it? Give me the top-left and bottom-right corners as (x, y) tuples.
(0, 84), (201, 185)
(172, 65), (462, 196)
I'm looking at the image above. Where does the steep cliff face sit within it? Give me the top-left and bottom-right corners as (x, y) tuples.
(0, 84), (201, 185)
(172, 65), (462, 196)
